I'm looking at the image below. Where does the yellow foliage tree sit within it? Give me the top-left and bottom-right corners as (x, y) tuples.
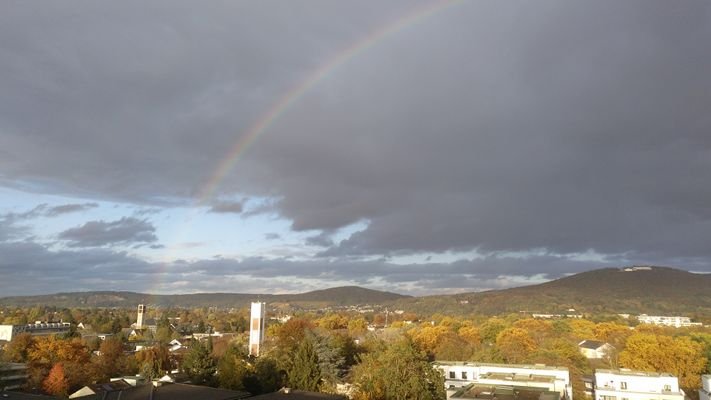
(458, 326), (482, 346)
(512, 319), (553, 345)
(619, 333), (707, 390)
(568, 319), (596, 340)
(410, 325), (451, 355)
(496, 328), (537, 363)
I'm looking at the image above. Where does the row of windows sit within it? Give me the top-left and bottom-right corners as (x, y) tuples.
(448, 371), (468, 379)
(604, 382), (672, 392)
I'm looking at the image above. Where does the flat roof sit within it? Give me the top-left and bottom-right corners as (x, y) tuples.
(596, 369), (675, 378)
(481, 373), (556, 384)
(436, 362), (569, 372)
(451, 384), (561, 400)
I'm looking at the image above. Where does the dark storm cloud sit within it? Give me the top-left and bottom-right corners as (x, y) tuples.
(248, 1), (711, 263)
(209, 201), (244, 214)
(305, 232), (334, 247)
(58, 217), (158, 247)
(1, 0), (710, 285)
(45, 203), (98, 217)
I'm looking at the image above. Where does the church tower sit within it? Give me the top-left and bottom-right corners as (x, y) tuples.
(249, 302), (266, 356)
(136, 304), (146, 329)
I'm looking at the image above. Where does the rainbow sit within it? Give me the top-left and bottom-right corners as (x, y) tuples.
(153, 0), (462, 292)
(195, 0), (462, 205)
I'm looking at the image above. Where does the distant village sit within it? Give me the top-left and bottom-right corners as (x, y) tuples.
(1, 298), (710, 400)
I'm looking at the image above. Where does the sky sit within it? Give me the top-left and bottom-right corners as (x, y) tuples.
(1, 0), (710, 296)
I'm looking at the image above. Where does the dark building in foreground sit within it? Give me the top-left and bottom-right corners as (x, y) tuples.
(250, 388), (346, 399)
(69, 381), (249, 400)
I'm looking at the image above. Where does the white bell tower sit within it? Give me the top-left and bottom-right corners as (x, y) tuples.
(249, 302), (266, 356)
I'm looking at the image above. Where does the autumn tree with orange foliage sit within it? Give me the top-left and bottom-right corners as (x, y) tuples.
(43, 363), (69, 397)
(27, 336), (90, 394)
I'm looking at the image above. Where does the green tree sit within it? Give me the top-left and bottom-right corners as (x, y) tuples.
(217, 345), (250, 391)
(243, 357), (282, 395)
(286, 334), (321, 391)
(182, 340), (216, 385)
(135, 345), (171, 381)
(352, 338), (445, 400)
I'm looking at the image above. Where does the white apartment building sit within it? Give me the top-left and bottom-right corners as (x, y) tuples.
(699, 375), (710, 400)
(636, 314), (702, 328)
(0, 322), (71, 342)
(594, 369), (685, 400)
(435, 362), (572, 400)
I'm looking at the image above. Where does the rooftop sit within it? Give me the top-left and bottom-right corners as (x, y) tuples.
(451, 384), (561, 400)
(436, 362), (569, 372)
(578, 340), (607, 350)
(595, 369), (676, 378)
(481, 373), (556, 384)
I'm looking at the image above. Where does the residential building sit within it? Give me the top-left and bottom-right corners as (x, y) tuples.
(0, 363), (29, 391)
(578, 340), (614, 359)
(636, 315), (702, 328)
(0, 322), (71, 342)
(435, 362), (572, 400)
(594, 369), (685, 400)
(249, 302), (266, 357)
(699, 375), (710, 400)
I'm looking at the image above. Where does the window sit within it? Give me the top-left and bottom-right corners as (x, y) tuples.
(462, 371), (468, 380)
(600, 396), (617, 400)
(449, 371), (455, 379)
(663, 385), (671, 392)
(621, 382), (627, 390)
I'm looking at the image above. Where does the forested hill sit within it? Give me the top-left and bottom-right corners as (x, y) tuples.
(0, 286), (407, 308)
(393, 266), (711, 317)
(3, 267), (709, 317)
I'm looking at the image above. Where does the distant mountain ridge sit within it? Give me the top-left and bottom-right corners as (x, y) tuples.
(2, 267), (710, 317)
(0, 286), (408, 308)
(393, 266), (711, 316)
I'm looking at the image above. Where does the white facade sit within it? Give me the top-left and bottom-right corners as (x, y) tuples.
(636, 314), (701, 328)
(249, 302), (266, 357)
(435, 362), (572, 400)
(594, 369), (685, 400)
(0, 322), (70, 342)
(700, 375), (711, 400)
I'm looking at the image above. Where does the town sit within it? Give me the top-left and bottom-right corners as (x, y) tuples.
(1, 296), (710, 400)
